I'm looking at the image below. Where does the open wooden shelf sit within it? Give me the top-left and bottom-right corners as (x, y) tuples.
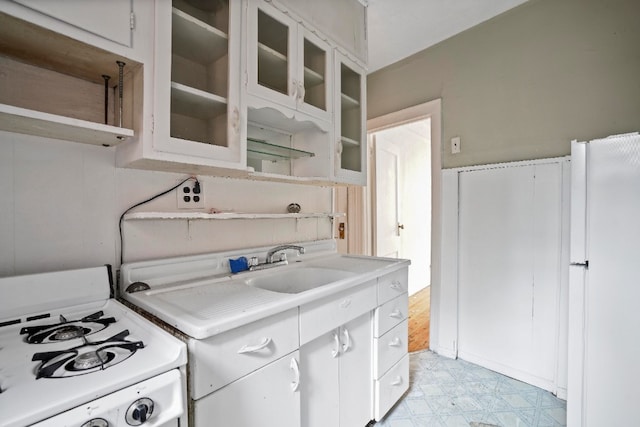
(171, 82), (227, 119)
(124, 211), (345, 221)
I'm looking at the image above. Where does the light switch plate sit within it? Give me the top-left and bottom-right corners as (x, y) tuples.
(451, 137), (461, 154)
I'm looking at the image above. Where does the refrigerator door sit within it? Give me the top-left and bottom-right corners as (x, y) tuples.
(580, 132), (640, 426)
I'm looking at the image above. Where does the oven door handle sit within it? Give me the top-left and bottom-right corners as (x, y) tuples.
(237, 337), (272, 354)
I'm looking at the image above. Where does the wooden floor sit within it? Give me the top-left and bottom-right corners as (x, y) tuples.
(408, 286), (430, 353)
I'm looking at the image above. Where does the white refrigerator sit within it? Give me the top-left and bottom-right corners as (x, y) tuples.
(568, 132), (640, 426)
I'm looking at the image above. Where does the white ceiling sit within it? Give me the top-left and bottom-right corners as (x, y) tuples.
(367, 0), (530, 72)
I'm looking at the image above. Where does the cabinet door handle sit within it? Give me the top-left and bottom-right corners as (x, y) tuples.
(389, 309), (403, 319)
(390, 280), (402, 290)
(291, 79), (298, 98)
(339, 298), (351, 309)
(237, 337), (272, 354)
(297, 82), (305, 101)
(231, 107), (240, 134)
(290, 357), (300, 392)
(388, 337), (402, 347)
(331, 331), (340, 358)
(341, 327), (351, 353)
(390, 376), (403, 386)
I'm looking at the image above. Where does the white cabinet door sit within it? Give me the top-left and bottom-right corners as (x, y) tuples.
(339, 313), (373, 427)
(13, 0), (133, 47)
(247, 0), (332, 123)
(457, 162), (563, 391)
(194, 351), (301, 427)
(300, 330), (340, 427)
(334, 50), (366, 185)
(152, 0), (244, 168)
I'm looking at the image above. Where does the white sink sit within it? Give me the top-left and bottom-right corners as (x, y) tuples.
(244, 267), (356, 294)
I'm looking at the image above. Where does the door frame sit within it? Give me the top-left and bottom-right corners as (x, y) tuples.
(366, 98), (442, 346)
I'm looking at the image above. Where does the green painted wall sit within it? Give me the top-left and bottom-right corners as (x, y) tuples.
(367, 0), (640, 168)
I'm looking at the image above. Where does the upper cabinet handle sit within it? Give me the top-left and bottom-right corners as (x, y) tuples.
(297, 82), (305, 101)
(291, 79), (298, 98)
(237, 337), (272, 354)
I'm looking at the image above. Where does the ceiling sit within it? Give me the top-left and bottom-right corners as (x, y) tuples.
(366, 0), (530, 73)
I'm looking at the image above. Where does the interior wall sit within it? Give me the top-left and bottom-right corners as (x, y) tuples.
(367, 0), (640, 168)
(0, 131), (333, 277)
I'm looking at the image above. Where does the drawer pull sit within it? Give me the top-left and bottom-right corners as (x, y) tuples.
(237, 337), (272, 354)
(388, 337), (402, 347)
(389, 309), (403, 319)
(290, 357), (300, 392)
(390, 376), (403, 386)
(390, 280), (402, 290)
(331, 331), (340, 358)
(339, 299), (352, 309)
(342, 328), (351, 353)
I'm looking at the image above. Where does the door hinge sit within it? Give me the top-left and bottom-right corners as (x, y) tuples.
(130, 12), (136, 30)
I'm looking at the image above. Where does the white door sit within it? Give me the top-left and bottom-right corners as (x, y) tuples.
(374, 134), (401, 258)
(457, 163), (563, 391)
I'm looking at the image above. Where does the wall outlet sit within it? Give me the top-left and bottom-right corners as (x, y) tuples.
(177, 180), (204, 209)
(451, 136), (461, 154)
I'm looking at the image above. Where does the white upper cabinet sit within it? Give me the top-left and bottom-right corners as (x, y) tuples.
(117, 0), (246, 173)
(12, 0), (133, 47)
(246, 0), (332, 125)
(334, 51), (367, 185)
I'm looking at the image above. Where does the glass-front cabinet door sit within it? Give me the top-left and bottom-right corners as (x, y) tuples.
(247, 0), (332, 124)
(334, 50), (366, 185)
(153, 0), (244, 167)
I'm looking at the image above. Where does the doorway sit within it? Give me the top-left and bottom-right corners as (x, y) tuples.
(367, 100), (442, 353)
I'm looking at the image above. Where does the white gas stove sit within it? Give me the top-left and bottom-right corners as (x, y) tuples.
(0, 266), (187, 427)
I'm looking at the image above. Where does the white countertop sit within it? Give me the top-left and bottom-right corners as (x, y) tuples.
(121, 253), (410, 339)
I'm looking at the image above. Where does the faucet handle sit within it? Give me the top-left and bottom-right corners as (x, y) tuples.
(249, 257), (259, 267)
(278, 253), (287, 262)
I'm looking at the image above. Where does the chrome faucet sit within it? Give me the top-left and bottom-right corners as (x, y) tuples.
(266, 245), (305, 263)
(248, 244), (306, 271)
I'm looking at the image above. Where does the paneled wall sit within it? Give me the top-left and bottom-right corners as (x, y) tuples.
(0, 131), (333, 277)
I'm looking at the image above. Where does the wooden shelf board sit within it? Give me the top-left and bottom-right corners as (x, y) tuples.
(303, 67), (324, 87)
(340, 136), (361, 147)
(172, 7), (228, 64)
(171, 82), (227, 119)
(0, 12), (141, 85)
(124, 211), (345, 220)
(0, 103), (133, 146)
(341, 93), (360, 109)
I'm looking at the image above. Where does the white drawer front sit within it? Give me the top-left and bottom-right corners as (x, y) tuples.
(374, 319), (408, 379)
(375, 354), (410, 421)
(378, 268), (408, 305)
(374, 292), (408, 337)
(190, 308), (299, 399)
(299, 280), (377, 345)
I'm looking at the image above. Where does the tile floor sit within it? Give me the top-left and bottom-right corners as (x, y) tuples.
(376, 350), (567, 427)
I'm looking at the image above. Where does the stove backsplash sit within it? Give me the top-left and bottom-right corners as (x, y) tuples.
(0, 131), (333, 277)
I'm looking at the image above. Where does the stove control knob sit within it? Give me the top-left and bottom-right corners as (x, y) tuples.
(125, 397), (154, 425)
(81, 419), (109, 427)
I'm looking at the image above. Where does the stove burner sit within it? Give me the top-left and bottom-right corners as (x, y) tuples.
(51, 325), (90, 341)
(69, 349), (113, 370)
(32, 330), (144, 379)
(20, 311), (116, 344)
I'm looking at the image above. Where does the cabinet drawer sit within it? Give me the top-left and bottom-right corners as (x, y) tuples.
(378, 269), (408, 305)
(373, 319), (408, 379)
(189, 308), (298, 399)
(374, 354), (410, 421)
(300, 280), (376, 345)
(374, 292), (408, 338)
